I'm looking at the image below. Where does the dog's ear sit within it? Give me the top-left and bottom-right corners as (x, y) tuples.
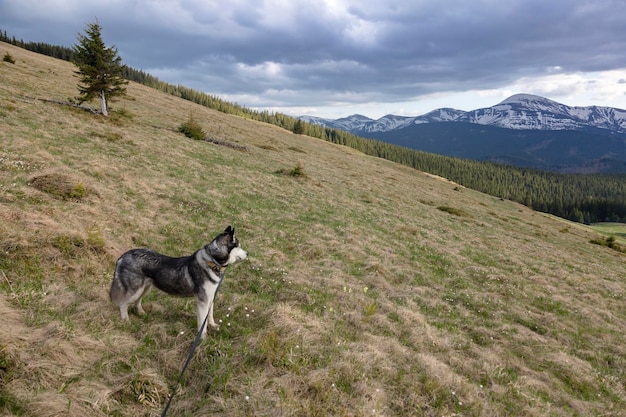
(224, 225), (234, 235)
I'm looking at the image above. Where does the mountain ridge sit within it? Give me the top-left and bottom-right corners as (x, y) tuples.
(300, 94), (626, 173)
(301, 93), (626, 134)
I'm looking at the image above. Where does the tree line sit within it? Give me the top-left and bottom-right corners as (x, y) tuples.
(2, 29), (625, 224)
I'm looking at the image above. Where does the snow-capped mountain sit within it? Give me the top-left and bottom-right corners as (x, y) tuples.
(302, 94), (626, 135)
(299, 114), (414, 132)
(300, 94), (626, 173)
(457, 94), (626, 132)
(412, 108), (467, 124)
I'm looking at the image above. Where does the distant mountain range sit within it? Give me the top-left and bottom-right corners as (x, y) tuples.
(300, 94), (626, 173)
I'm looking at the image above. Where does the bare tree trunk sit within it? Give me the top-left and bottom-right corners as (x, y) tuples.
(100, 90), (108, 116)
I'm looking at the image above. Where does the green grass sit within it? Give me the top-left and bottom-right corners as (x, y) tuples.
(1, 41), (626, 417)
(590, 222), (626, 243)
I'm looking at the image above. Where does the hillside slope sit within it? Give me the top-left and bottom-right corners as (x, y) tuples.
(1, 42), (625, 416)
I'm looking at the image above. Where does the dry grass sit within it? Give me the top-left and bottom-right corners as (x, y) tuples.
(1, 41), (625, 416)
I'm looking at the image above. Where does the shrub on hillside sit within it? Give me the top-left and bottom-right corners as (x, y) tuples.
(178, 114), (206, 140)
(3, 52), (16, 64)
(437, 205), (469, 217)
(276, 163), (307, 178)
(590, 236), (625, 253)
(30, 173), (93, 200)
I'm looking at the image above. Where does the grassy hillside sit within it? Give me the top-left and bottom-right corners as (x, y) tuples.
(1, 42), (625, 417)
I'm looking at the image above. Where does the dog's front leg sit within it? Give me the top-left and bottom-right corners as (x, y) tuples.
(196, 283), (220, 339)
(207, 298), (218, 329)
(203, 282), (220, 330)
(196, 300), (210, 339)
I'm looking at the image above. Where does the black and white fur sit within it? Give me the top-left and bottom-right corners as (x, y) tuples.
(110, 226), (247, 338)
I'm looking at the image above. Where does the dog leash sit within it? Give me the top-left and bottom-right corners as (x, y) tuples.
(161, 269), (226, 417)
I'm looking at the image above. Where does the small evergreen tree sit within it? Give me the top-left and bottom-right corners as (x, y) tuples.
(178, 114), (206, 140)
(292, 119), (305, 134)
(72, 20), (127, 116)
(3, 52), (15, 64)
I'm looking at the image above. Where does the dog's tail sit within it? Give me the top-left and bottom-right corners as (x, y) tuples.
(109, 258), (125, 306)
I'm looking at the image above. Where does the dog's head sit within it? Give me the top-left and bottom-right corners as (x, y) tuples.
(205, 225), (247, 266)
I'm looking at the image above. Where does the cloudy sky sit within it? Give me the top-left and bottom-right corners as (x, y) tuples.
(2, 0), (626, 119)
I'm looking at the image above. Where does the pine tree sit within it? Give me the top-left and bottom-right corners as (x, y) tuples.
(292, 119), (305, 135)
(72, 21), (127, 116)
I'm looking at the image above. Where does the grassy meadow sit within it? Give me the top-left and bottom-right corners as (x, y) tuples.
(590, 223), (626, 245)
(1, 42), (625, 416)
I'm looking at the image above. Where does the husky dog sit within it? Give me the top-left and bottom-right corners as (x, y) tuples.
(110, 226), (247, 338)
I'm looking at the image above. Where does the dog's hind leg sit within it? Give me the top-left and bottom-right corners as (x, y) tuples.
(135, 284), (152, 316)
(111, 283), (132, 321)
(115, 282), (151, 320)
(119, 302), (130, 321)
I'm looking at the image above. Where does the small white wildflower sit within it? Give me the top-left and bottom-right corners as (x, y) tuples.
(246, 314), (250, 318)
(245, 395), (250, 401)
(227, 322), (231, 326)
(219, 319), (223, 323)
(179, 331), (185, 335)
